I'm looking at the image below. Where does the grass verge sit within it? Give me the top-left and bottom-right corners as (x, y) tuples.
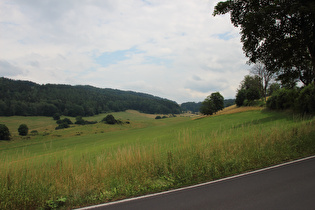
(0, 110), (314, 209)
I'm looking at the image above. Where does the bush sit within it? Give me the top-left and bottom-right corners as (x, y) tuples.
(75, 116), (97, 125)
(75, 116), (85, 125)
(155, 116), (162, 119)
(30, 130), (39, 136)
(55, 123), (70, 130)
(55, 118), (73, 130)
(57, 118), (73, 125)
(0, 124), (10, 140)
(296, 83), (315, 114)
(267, 88), (299, 110)
(102, 115), (117, 124)
(53, 113), (61, 120)
(18, 124), (29, 136)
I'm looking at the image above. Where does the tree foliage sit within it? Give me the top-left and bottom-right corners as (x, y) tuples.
(214, 0), (315, 85)
(181, 99), (235, 113)
(200, 92), (224, 115)
(102, 115), (120, 125)
(236, 75), (262, 106)
(0, 124), (10, 140)
(268, 83), (315, 114)
(0, 77), (181, 117)
(18, 124), (29, 136)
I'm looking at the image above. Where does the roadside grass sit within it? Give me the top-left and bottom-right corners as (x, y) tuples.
(0, 109), (315, 209)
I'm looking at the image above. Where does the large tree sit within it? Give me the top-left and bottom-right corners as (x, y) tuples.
(213, 0), (315, 85)
(200, 92), (224, 115)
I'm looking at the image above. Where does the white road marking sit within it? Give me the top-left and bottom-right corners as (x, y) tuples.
(75, 155), (315, 210)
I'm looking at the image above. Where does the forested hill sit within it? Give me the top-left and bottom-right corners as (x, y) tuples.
(0, 77), (181, 116)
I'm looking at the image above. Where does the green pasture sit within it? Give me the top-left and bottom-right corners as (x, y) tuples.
(0, 110), (315, 209)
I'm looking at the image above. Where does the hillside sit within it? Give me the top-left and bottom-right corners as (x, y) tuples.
(0, 77), (181, 116)
(1, 109), (314, 209)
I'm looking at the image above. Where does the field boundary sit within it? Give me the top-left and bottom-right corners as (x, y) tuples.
(76, 155), (315, 209)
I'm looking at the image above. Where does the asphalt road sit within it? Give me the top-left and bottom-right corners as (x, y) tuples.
(79, 156), (315, 210)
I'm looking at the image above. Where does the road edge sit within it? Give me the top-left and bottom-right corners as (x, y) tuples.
(75, 155), (315, 210)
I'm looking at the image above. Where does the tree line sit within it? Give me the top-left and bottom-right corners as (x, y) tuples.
(181, 99), (235, 113)
(214, 0), (315, 114)
(0, 77), (181, 117)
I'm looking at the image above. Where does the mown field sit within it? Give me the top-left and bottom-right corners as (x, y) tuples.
(1, 108), (315, 209)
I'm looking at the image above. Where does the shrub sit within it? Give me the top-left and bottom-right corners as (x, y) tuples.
(155, 116), (162, 119)
(267, 88), (298, 110)
(57, 118), (73, 125)
(18, 124), (29, 136)
(102, 115), (117, 124)
(30, 130), (39, 136)
(75, 116), (85, 125)
(0, 124), (10, 140)
(75, 116), (97, 125)
(296, 83), (315, 114)
(53, 113), (61, 121)
(55, 118), (73, 130)
(55, 123), (70, 130)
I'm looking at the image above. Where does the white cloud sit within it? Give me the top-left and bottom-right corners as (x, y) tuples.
(0, 0), (249, 103)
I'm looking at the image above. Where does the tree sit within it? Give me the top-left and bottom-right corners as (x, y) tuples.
(235, 89), (247, 107)
(53, 113), (61, 121)
(213, 0), (315, 86)
(267, 83), (281, 96)
(0, 124), (11, 140)
(200, 92), (224, 115)
(236, 75), (262, 106)
(250, 63), (276, 101)
(240, 75), (263, 96)
(18, 124), (29, 136)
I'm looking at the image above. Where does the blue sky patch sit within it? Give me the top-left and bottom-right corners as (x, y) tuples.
(143, 56), (172, 67)
(215, 32), (236, 40)
(95, 47), (143, 67)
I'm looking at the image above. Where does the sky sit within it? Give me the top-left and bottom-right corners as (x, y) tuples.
(0, 0), (250, 104)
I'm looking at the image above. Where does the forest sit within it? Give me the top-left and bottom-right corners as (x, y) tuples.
(0, 77), (181, 116)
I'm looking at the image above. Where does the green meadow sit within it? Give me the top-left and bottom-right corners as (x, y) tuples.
(1, 109), (315, 209)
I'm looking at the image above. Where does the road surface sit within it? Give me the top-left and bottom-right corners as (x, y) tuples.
(78, 156), (315, 210)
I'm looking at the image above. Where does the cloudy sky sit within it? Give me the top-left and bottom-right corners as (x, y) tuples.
(0, 0), (250, 103)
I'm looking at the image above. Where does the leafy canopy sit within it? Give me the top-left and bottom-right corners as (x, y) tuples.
(213, 0), (315, 85)
(236, 75), (262, 106)
(0, 124), (10, 140)
(18, 124), (29, 136)
(200, 92), (224, 115)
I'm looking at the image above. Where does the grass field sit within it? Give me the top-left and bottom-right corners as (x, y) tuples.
(1, 108), (315, 209)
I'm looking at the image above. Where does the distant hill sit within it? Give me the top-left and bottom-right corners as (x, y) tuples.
(0, 77), (181, 116)
(181, 99), (235, 113)
(180, 102), (202, 113)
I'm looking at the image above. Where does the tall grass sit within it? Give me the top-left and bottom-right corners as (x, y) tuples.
(0, 113), (315, 209)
